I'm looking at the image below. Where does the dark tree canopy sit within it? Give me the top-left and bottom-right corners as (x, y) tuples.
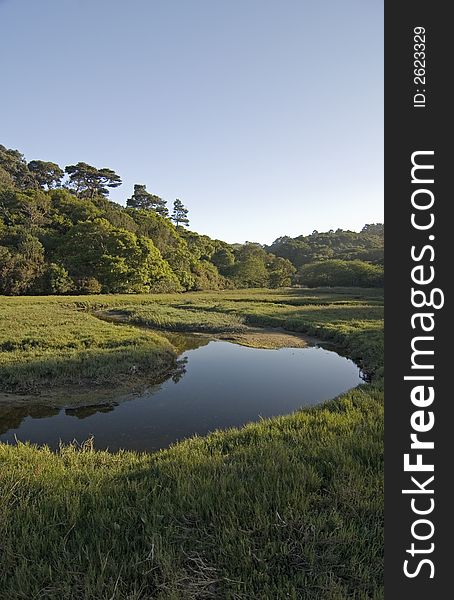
(171, 198), (189, 228)
(127, 184), (168, 217)
(28, 160), (64, 190)
(361, 223), (384, 236)
(210, 247), (235, 273)
(0, 144), (37, 189)
(299, 259), (384, 288)
(0, 166), (14, 188)
(267, 225), (384, 268)
(65, 162), (122, 198)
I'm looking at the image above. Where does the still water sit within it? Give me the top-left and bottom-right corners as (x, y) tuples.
(0, 338), (364, 452)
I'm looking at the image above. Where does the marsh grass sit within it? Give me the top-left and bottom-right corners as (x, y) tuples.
(100, 304), (247, 333)
(0, 288), (383, 392)
(0, 385), (383, 599)
(0, 288), (384, 598)
(0, 299), (177, 393)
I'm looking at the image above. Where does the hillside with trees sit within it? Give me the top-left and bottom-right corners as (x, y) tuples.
(267, 225), (384, 267)
(267, 224), (384, 286)
(0, 143), (383, 295)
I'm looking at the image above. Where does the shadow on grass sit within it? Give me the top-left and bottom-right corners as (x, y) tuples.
(0, 386), (384, 600)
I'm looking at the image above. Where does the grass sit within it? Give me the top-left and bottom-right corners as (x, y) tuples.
(0, 287), (383, 393)
(0, 297), (178, 394)
(97, 303), (247, 333)
(0, 288), (384, 599)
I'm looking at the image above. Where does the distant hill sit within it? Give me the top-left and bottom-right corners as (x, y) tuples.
(267, 224), (384, 268)
(266, 226), (384, 287)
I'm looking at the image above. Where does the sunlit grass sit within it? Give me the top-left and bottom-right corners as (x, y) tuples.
(0, 385), (383, 599)
(0, 288), (383, 392)
(0, 287), (384, 598)
(0, 299), (177, 393)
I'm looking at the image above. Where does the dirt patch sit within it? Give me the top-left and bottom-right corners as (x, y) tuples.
(215, 327), (318, 350)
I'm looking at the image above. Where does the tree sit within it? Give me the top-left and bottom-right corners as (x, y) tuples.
(128, 208), (180, 253)
(268, 226), (384, 268)
(298, 259), (384, 287)
(0, 229), (45, 294)
(231, 243), (269, 288)
(0, 144), (36, 189)
(361, 223), (384, 236)
(192, 260), (226, 291)
(268, 255), (296, 288)
(49, 189), (101, 228)
(171, 198), (189, 228)
(28, 160), (64, 189)
(211, 246), (235, 274)
(0, 188), (51, 229)
(0, 166), (14, 188)
(57, 218), (180, 293)
(126, 184), (168, 216)
(34, 263), (74, 294)
(182, 231), (214, 260)
(65, 162), (122, 198)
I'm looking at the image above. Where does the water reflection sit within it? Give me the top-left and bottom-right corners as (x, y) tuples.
(0, 405), (60, 435)
(171, 357), (188, 384)
(0, 339), (364, 452)
(65, 404), (116, 419)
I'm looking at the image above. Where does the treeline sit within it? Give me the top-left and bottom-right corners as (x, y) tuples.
(0, 144), (296, 295)
(267, 225), (384, 266)
(0, 143), (383, 295)
(267, 225), (384, 287)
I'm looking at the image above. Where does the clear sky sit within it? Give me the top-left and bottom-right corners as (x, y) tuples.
(0, 0), (383, 244)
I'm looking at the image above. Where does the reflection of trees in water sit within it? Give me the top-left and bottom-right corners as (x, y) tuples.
(0, 352), (191, 438)
(0, 402), (121, 436)
(65, 404), (116, 419)
(171, 357), (188, 384)
(0, 405), (59, 435)
(160, 332), (211, 353)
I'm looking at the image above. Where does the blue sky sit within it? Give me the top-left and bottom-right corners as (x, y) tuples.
(0, 0), (383, 244)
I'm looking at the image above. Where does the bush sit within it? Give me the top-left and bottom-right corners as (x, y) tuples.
(299, 259), (384, 287)
(76, 277), (102, 294)
(32, 262), (74, 295)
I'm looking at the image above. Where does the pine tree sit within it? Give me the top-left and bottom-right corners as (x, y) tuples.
(171, 198), (189, 228)
(65, 162), (122, 198)
(126, 184), (168, 217)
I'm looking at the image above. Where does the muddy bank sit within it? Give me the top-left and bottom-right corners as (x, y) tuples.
(214, 327), (318, 349)
(95, 309), (317, 350)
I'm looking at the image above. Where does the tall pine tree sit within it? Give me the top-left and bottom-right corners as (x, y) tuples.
(127, 184), (168, 216)
(171, 198), (189, 228)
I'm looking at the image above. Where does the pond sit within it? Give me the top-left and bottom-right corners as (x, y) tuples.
(0, 336), (364, 452)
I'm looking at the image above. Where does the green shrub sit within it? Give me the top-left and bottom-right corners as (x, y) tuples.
(299, 259), (384, 287)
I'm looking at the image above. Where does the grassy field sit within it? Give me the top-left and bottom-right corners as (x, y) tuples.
(0, 297), (185, 395)
(0, 288), (384, 599)
(0, 288), (383, 394)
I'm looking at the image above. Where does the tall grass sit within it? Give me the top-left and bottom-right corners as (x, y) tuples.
(0, 288), (384, 598)
(0, 386), (383, 599)
(0, 288), (383, 393)
(98, 304), (247, 333)
(0, 298), (177, 393)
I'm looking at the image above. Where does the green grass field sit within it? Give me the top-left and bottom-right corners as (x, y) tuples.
(0, 297), (179, 395)
(0, 288), (384, 599)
